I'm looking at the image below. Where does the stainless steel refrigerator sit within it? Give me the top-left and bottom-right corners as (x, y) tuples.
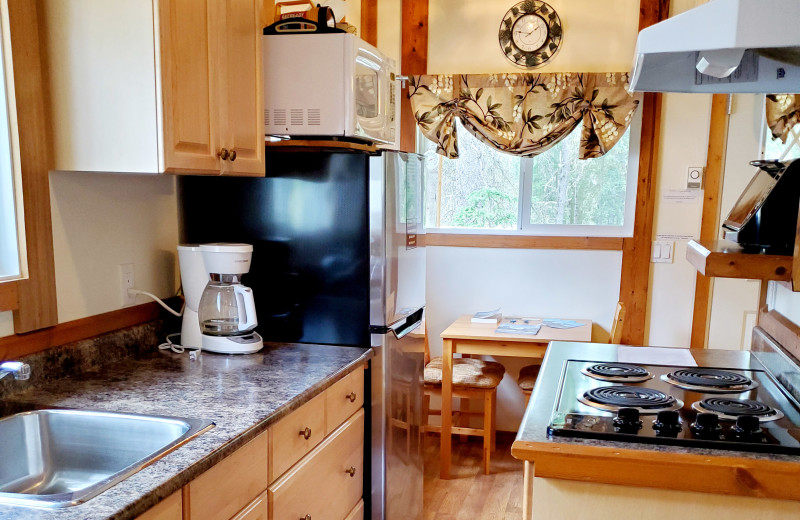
(179, 150), (425, 520)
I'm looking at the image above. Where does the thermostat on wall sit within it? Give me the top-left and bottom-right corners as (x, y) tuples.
(687, 166), (704, 189)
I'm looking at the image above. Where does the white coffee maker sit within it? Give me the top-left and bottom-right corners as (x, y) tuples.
(177, 243), (263, 354)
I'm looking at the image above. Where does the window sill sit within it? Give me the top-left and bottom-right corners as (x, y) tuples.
(0, 280), (19, 312)
(423, 233), (624, 250)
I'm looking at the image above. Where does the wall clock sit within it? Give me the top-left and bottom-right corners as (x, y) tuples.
(499, 1), (563, 68)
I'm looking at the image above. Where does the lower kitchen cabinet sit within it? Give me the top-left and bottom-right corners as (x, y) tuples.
(268, 409), (365, 520)
(137, 491), (182, 520)
(137, 367), (366, 520)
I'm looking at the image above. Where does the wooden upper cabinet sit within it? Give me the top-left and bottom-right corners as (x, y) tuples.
(42, 0), (264, 176)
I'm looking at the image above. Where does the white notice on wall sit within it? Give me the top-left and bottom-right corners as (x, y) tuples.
(662, 189), (701, 204)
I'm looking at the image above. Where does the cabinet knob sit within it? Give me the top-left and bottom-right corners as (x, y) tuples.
(299, 427), (312, 440)
(300, 516), (311, 520)
(346, 391), (357, 403)
(217, 148), (229, 160)
(229, 149), (237, 162)
(345, 466), (356, 477)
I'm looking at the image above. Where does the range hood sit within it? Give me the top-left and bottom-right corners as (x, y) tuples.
(629, 0), (800, 93)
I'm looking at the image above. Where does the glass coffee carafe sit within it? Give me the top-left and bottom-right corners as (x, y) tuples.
(197, 274), (258, 336)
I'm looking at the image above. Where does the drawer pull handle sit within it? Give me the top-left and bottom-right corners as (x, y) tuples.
(229, 149), (237, 162)
(346, 391), (357, 403)
(299, 427), (312, 440)
(345, 466), (357, 477)
(217, 148), (229, 160)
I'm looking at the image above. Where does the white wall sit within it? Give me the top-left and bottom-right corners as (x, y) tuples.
(426, 247), (623, 431)
(0, 171), (180, 337)
(427, 0), (639, 74)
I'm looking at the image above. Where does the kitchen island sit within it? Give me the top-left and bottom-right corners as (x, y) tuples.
(511, 336), (800, 520)
(0, 338), (372, 520)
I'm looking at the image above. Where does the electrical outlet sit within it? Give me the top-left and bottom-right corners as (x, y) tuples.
(120, 263), (136, 306)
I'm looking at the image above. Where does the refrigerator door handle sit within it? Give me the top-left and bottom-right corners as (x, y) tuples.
(370, 307), (424, 339)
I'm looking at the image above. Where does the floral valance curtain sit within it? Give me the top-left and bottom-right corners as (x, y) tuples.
(409, 73), (639, 160)
(766, 94), (800, 143)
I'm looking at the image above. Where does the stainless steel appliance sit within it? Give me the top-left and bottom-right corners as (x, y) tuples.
(546, 328), (800, 455)
(178, 150), (425, 520)
(722, 159), (800, 254)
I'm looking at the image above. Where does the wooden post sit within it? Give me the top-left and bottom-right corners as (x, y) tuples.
(360, 0), (377, 46)
(690, 94), (731, 348)
(617, 0), (670, 345)
(400, 0), (428, 153)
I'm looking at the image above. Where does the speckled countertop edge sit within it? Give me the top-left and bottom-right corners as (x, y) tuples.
(0, 340), (373, 520)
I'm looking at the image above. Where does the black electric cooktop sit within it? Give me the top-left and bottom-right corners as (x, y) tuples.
(547, 360), (800, 455)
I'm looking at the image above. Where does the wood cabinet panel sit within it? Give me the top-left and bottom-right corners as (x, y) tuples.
(137, 491), (181, 520)
(326, 368), (364, 435)
(231, 490), (269, 520)
(344, 499), (365, 520)
(269, 409), (364, 520)
(221, 0), (264, 176)
(269, 392), (326, 481)
(159, 0), (222, 173)
(186, 430), (269, 520)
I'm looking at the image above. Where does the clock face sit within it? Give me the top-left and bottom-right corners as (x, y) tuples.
(512, 15), (548, 52)
(499, 1), (563, 69)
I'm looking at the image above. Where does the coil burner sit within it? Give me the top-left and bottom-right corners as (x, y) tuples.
(581, 363), (653, 383)
(662, 368), (759, 393)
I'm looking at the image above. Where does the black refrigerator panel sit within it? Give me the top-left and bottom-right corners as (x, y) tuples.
(179, 152), (371, 347)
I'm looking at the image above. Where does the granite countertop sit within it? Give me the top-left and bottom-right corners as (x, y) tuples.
(513, 341), (800, 464)
(0, 341), (373, 519)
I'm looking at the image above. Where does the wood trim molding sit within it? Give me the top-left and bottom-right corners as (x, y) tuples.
(757, 306), (800, 362)
(0, 298), (181, 360)
(0, 281), (18, 312)
(360, 0), (377, 46)
(512, 440), (800, 502)
(399, 0), (428, 153)
(618, 0), (670, 346)
(7, 0), (58, 333)
(690, 94), (730, 348)
(424, 234), (624, 250)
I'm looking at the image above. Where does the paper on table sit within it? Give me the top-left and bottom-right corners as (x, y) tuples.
(473, 308), (501, 319)
(542, 319), (584, 329)
(495, 324), (541, 335)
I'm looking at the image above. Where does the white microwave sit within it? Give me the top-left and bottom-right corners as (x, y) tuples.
(262, 33), (399, 146)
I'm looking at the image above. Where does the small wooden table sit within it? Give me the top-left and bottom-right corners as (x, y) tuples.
(438, 315), (592, 479)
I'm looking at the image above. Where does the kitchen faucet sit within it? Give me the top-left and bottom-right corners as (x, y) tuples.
(0, 361), (30, 381)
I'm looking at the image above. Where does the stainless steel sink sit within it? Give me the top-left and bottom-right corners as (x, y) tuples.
(0, 409), (214, 508)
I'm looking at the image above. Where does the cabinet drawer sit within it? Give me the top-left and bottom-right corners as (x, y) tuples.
(269, 409), (364, 520)
(186, 430), (269, 520)
(326, 368), (364, 435)
(231, 490), (268, 520)
(137, 491), (181, 520)
(344, 499), (365, 520)
(269, 391), (326, 481)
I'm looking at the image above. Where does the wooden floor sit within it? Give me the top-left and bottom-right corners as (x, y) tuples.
(423, 431), (524, 520)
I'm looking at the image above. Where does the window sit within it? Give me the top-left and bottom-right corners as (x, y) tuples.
(420, 114), (640, 237)
(0, 6), (22, 282)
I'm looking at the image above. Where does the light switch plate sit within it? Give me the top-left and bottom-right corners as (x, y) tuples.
(651, 240), (674, 263)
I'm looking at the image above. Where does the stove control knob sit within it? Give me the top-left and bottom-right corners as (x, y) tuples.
(731, 415), (764, 442)
(653, 410), (681, 436)
(691, 412), (722, 439)
(613, 407), (642, 433)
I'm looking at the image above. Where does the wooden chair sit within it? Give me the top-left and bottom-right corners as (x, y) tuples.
(517, 302), (626, 400)
(422, 325), (505, 475)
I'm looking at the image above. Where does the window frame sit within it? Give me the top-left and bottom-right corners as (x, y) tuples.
(418, 99), (643, 240)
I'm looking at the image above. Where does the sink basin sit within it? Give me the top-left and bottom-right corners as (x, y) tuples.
(0, 409), (214, 508)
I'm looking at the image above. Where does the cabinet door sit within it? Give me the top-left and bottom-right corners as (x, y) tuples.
(137, 491), (181, 520)
(158, 0), (223, 174)
(219, 0), (265, 176)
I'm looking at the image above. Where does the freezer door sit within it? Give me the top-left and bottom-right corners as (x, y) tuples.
(370, 326), (424, 520)
(369, 152), (426, 328)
